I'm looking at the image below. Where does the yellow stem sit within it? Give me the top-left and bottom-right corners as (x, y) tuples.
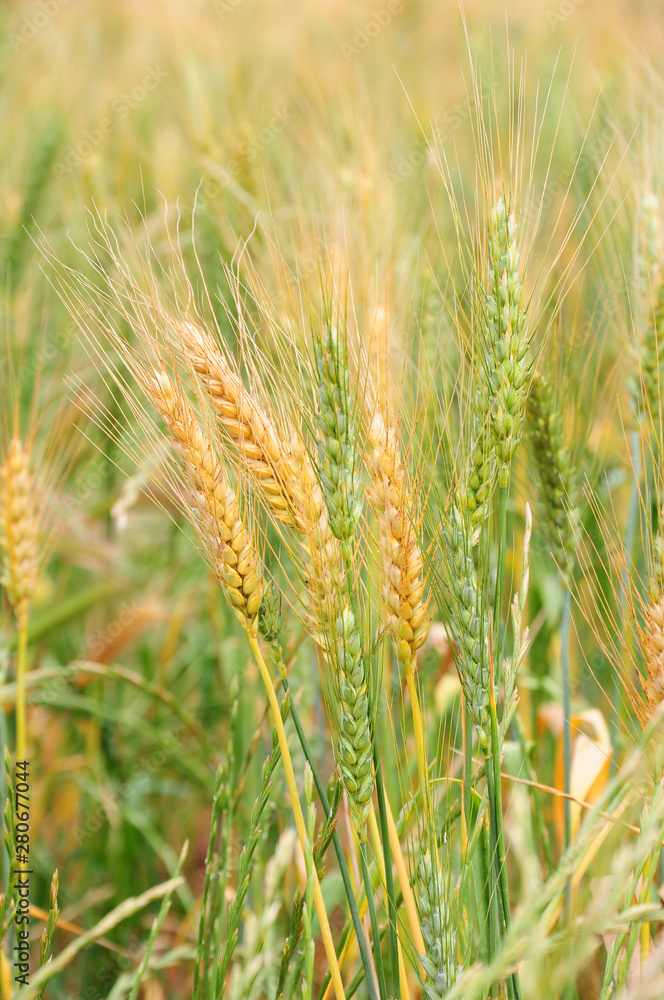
(368, 805), (411, 1000)
(406, 666), (434, 824)
(16, 609), (29, 763)
(248, 635), (346, 1000)
(381, 798), (426, 964)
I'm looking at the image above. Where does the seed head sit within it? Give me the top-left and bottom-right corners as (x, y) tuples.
(315, 326), (363, 543)
(150, 371), (263, 632)
(367, 409), (432, 672)
(0, 439), (39, 625)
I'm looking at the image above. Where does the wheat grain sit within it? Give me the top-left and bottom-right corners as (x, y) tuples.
(178, 320), (342, 634)
(367, 408), (432, 671)
(645, 596), (664, 715)
(417, 851), (458, 999)
(528, 372), (579, 579)
(632, 194), (664, 424)
(460, 198), (529, 526)
(315, 326), (363, 545)
(333, 606), (374, 837)
(442, 503), (490, 747)
(178, 321), (302, 527)
(0, 439), (39, 626)
(149, 371), (263, 632)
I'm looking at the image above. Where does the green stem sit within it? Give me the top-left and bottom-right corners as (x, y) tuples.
(360, 842), (387, 1000)
(486, 704), (521, 1000)
(16, 613), (28, 764)
(561, 586), (573, 922)
(373, 759), (398, 999)
(247, 635), (347, 1000)
(279, 672), (379, 1000)
(612, 428), (641, 767)
(512, 713), (553, 872)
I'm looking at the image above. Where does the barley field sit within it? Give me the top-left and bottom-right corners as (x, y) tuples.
(3, 1), (664, 998)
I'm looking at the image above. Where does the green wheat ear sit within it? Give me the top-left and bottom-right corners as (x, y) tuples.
(631, 193), (664, 424)
(442, 503), (490, 747)
(485, 198), (529, 477)
(334, 606), (374, 836)
(315, 325), (364, 545)
(417, 851), (459, 999)
(314, 322), (374, 839)
(460, 197), (530, 526)
(528, 371), (580, 580)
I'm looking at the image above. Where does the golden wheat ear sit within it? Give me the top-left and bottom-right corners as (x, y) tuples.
(177, 318), (345, 637)
(366, 408), (432, 672)
(176, 321), (303, 527)
(0, 438), (40, 627)
(148, 370), (263, 632)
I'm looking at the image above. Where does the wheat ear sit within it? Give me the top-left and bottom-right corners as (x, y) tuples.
(645, 596), (664, 716)
(460, 198), (529, 525)
(417, 851), (459, 998)
(178, 322), (301, 526)
(0, 438), (39, 762)
(367, 409), (432, 670)
(0, 439), (39, 627)
(315, 326), (374, 840)
(178, 321), (341, 634)
(366, 406), (433, 809)
(632, 194), (664, 424)
(149, 371), (263, 632)
(528, 372), (579, 579)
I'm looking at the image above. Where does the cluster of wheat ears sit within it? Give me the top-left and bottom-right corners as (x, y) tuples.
(5, 72), (664, 1000)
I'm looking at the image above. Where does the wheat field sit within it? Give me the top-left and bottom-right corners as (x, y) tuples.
(3, 1), (664, 998)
